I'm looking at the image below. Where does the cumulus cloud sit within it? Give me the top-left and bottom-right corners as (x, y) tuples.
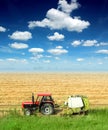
(0, 26), (6, 32)
(96, 49), (108, 54)
(76, 58), (84, 62)
(47, 32), (64, 41)
(56, 46), (63, 49)
(28, 0), (90, 32)
(29, 48), (44, 53)
(71, 39), (108, 47)
(29, 48), (44, 62)
(99, 42), (108, 46)
(48, 46), (68, 55)
(9, 31), (32, 41)
(9, 42), (29, 49)
(83, 40), (98, 47)
(58, 0), (79, 14)
(71, 40), (81, 47)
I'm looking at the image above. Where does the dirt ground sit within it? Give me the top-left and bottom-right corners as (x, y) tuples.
(0, 73), (108, 110)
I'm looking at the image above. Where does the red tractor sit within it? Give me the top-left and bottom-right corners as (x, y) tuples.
(22, 93), (55, 115)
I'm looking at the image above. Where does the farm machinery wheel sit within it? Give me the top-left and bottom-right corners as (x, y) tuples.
(24, 109), (31, 116)
(40, 103), (54, 115)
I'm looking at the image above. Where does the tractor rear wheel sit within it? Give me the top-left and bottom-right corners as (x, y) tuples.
(40, 103), (54, 115)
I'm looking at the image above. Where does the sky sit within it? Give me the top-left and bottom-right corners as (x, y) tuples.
(0, 0), (108, 72)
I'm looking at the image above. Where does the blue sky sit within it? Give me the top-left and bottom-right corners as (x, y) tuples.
(0, 0), (108, 72)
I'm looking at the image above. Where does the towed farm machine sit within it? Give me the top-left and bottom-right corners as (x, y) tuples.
(62, 95), (89, 115)
(22, 93), (89, 116)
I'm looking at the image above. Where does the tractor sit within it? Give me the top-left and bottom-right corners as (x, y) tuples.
(22, 93), (55, 115)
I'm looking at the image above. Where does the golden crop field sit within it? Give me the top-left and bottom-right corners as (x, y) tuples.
(0, 73), (108, 110)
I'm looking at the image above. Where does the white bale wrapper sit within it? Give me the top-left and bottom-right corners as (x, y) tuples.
(68, 96), (84, 108)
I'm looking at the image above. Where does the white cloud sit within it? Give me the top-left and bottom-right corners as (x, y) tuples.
(71, 40), (108, 47)
(0, 26), (6, 32)
(19, 59), (28, 64)
(43, 60), (50, 63)
(28, 2), (90, 32)
(29, 48), (44, 53)
(6, 58), (28, 64)
(96, 50), (108, 54)
(83, 40), (98, 46)
(98, 62), (103, 65)
(45, 55), (52, 58)
(29, 48), (44, 62)
(47, 32), (64, 41)
(58, 0), (79, 14)
(100, 42), (108, 46)
(9, 42), (29, 49)
(30, 54), (43, 60)
(71, 40), (81, 47)
(55, 57), (60, 60)
(6, 58), (18, 62)
(95, 42), (108, 47)
(56, 46), (63, 49)
(76, 58), (84, 62)
(48, 46), (68, 55)
(9, 31), (32, 41)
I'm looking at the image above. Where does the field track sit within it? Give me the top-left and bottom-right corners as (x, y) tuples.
(0, 73), (108, 111)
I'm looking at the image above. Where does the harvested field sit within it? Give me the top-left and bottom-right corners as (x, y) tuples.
(0, 73), (108, 110)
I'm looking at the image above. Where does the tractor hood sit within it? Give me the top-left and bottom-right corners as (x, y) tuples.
(22, 102), (33, 108)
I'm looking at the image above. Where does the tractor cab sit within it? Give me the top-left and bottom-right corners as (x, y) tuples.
(35, 93), (54, 105)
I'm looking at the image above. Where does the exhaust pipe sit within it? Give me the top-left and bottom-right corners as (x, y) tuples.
(32, 93), (34, 104)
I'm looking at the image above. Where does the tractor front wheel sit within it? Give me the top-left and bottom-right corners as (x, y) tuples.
(40, 103), (54, 115)
(24, 109), (31, 116)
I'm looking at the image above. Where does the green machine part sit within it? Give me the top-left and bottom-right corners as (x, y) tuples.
(81, 96), (89, 112)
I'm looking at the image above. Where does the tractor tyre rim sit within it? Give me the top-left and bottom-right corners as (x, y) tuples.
(45, 107), (50, 114)
(26, 110), (31, 116)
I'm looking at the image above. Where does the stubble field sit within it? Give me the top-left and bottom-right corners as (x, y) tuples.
(0, 73), (108, 111)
